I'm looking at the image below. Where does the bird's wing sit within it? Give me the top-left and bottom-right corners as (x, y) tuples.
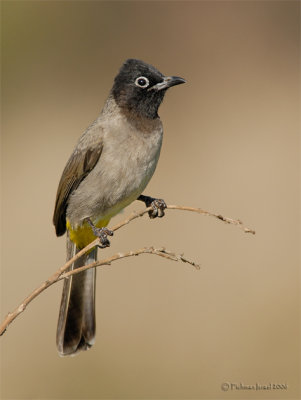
(53, 138), (103, 236)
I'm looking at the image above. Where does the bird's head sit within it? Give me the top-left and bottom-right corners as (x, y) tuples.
(112, 59), (185, 119)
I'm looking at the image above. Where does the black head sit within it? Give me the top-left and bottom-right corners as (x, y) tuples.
(112, 59), (185, 119)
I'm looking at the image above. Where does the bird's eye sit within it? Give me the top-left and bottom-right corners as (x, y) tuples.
(135, 76), (149, 88)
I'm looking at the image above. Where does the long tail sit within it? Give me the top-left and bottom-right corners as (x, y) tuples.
(56, 234), (97, 356)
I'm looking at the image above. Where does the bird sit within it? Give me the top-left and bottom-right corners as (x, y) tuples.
(53, 59), (185, 356)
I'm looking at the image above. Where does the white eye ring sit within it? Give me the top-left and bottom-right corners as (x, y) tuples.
(135, 76), (149, 88)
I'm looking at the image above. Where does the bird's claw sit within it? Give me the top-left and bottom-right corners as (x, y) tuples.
(138, 195), (167, 219)
(94, 227), (114, 248)
(148, 198), (167, 219)
(84, 218), (114, 248)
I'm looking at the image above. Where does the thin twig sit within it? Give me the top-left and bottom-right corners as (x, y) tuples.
(0, 203), (254, 336)
(60, 246), (200, 280)
(166, 205), (256, 234)
(50, 204), (255, 281)
(0, 247), (198, 336)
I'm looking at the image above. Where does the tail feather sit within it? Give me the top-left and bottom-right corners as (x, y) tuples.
(56, 234), (97, 356)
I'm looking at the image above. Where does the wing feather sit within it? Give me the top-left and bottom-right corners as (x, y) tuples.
(53, 140), (103, 236)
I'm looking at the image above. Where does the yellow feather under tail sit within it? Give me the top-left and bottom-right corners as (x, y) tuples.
(66, 218), (111, 249)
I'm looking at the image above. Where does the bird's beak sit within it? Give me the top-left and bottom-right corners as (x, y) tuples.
(148, 76), (186, 91)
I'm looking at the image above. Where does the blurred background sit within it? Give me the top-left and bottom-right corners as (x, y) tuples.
(1, 1), (300, 399)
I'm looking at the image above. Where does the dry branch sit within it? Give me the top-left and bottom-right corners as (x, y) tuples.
(0, 203), (255, 336)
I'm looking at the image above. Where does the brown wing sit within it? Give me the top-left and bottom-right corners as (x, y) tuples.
(53, 141), (103, 236)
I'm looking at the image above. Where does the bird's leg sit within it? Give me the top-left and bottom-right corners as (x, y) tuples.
(138, 194), (167, 219)
(85, 218), (114, 248)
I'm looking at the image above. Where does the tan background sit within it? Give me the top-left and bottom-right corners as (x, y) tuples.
(1, 1), (300, 399)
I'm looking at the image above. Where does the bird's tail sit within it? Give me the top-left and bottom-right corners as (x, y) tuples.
(56, 234), (97, 356)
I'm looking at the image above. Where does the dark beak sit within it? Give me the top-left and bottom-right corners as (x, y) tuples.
(148, 76), (186, 91)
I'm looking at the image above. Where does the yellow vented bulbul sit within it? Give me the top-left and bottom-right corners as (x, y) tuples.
(53, 59), (185, 356)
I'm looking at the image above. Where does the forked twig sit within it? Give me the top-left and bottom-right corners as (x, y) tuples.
(0, 204), (255, 336)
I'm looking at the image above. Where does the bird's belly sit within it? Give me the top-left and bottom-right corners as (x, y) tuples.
(93, 150), (158, 220)
(67, 130), (162, 229)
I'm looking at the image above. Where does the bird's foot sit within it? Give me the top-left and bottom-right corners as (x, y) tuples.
(85, 218), (114, 248)
(138, 195), (167, 219)
(95, 227), (114, 248)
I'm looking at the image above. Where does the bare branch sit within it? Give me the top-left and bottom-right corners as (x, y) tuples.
(60, 246), (200, 280)
(0, 247), (198, 336)
(165, 205), (256, 234)
(50, 204), (255, 279)
(0, 203), (254, 336)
